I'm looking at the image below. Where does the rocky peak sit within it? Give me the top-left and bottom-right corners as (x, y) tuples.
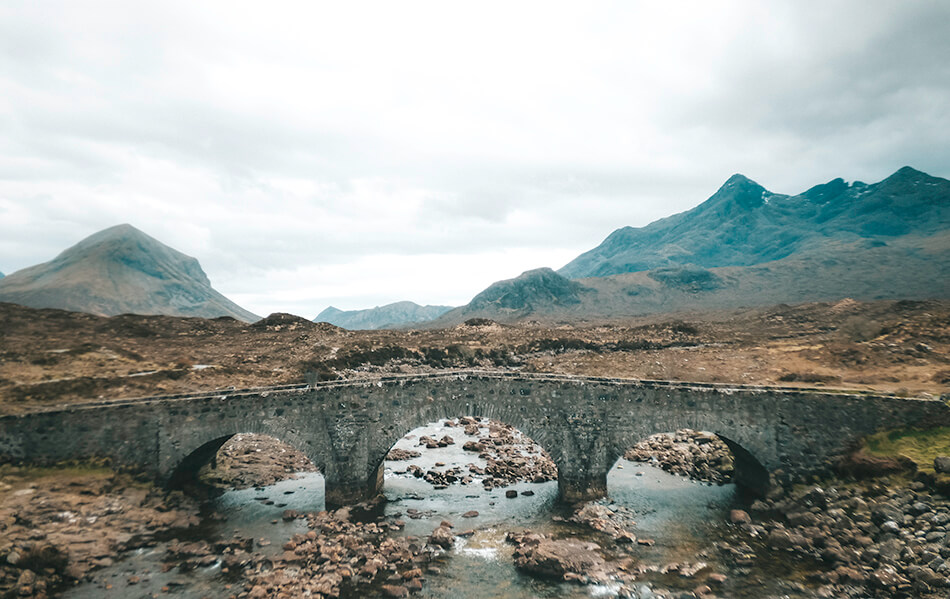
(707, 173), (769, 210)
(801, 178), (849, 204)
(314, 301), (453, 330)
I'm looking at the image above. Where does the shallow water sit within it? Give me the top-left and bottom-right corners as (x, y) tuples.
(65, 420), (819, 598)
(61, 473), (326, 598)
(383, 421), (560, 537)
(207, 472), (324, 551)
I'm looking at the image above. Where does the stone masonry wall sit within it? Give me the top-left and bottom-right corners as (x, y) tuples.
(1, 372), (948, 506)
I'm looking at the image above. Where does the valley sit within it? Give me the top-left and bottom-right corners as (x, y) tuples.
(1, 297), (946, 413)
(3, 4), (950, 597)
(3, 297), (949, 598)
(1, 169), (948, 599)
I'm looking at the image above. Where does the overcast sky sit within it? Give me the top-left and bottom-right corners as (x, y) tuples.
(1, 1), (949, 317)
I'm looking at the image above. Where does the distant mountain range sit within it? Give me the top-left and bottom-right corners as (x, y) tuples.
(435, 166), (950, 324)
(559, 166), (948, 278)
(316, 301), (453, 330)
(2, 166), (946, 327)
(0, 224), (259, 322)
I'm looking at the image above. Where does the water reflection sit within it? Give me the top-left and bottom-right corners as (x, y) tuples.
(607, 462), (737, 565)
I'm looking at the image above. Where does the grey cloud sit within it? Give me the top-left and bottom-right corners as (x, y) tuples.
(659, 2), (950, 187)
(1, 1), (949, 313)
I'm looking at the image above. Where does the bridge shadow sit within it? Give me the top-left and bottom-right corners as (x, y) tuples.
(168, 433), (323, 499)
(609, 429), (769, 498)
(716, 434), (770, 497)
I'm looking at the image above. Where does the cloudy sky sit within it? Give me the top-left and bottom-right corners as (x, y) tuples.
(1, 1), (948, 317)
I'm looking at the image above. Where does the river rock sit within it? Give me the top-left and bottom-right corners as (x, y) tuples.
(247, 585), (268, 599)
(512, 536), (606, 582)
(571, 502), (638, 541)
(729, 509), (751, 524)
(428, 526), (454, 549)
(462, 441), (484, 452)
(381, 584), (409, 598)
(16, 569), (36, 595)
(768, 529), (794, 550)
(623, 429), (734, 484)
(387, 448), (422, 461)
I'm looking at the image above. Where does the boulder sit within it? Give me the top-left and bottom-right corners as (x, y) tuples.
(729, 509), (751, 524)
(428, 526), (454, 549)
(768, 529), (794, 550)
(513, 538), (606, 581)
(381, 584), (410, 598)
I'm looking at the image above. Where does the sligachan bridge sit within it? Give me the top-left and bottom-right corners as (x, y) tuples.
(2, 371), (947, 507)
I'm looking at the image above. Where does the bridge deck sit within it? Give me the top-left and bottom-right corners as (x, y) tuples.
(4, 368), (916, 416)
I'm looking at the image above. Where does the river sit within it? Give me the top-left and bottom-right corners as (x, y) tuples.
(64, 420), (818, 598)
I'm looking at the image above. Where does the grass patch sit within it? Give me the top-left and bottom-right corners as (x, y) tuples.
(0, 458), (115, 484)
(862, 427), (950, 473)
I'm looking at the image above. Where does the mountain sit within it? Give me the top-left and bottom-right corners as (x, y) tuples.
(0, 224), (259, 322)
(315, 301), (453, 330)
(559, 166), (949, 279)
(0, 271), (4, 279)
(437, 268), (590, 323)
(437, 167), (950, 324)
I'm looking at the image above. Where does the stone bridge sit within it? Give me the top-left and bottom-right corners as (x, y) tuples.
(2, 371), (948, 507)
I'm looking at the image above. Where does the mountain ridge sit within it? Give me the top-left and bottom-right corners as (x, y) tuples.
(558, 166), (948, 280)
(434, 166), (950, 325)
(315, 301), (453, 330)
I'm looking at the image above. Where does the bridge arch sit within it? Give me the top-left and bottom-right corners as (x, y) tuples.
(606, 429), (770, 497)
(715, 434), (770, 495)
(380, 415), (559, 498)
(167, 432), (325, 495)
(346, 388), (575, 507)
(155, 410), (334, 494)
(168, 434), (235, 489)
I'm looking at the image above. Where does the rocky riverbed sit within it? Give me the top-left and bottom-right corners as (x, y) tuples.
(0, 464), (201, 598)
(623, 429), (734, 484)
(0, 466), (452, 599)
(199, 433), (318, 490)
(720, 476), (950, 598)
(218, 498), (443, 599)
(388, 418), (557, 490)
(7, 423), (950, 599)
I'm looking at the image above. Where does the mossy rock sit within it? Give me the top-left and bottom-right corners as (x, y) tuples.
(862, 427), (950, 474)
(934, 473), (950, 496)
